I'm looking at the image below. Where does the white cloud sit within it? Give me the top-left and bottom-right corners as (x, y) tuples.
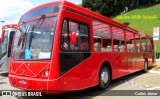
(0, 0), (34, 25)
(0, 0), (34, 36)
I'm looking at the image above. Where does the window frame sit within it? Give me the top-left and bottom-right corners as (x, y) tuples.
(60, 18), (90, 52)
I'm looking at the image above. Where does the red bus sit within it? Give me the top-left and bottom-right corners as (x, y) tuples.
(9, 1), (154, 93)
(0, 24), (17, 73)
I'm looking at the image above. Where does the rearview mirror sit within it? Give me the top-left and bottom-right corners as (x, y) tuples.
(70, 31), (77, 44)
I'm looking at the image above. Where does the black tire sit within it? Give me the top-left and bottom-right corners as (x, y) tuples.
(98, 65), (111, 89)
(144, 60), (148, 72)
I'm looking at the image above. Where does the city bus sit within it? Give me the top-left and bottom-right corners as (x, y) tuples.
(9, 1), (154, 93)
(0, 24), (17, 73)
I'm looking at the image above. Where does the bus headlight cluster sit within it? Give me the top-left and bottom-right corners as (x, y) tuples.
(38, 66), (50, 78)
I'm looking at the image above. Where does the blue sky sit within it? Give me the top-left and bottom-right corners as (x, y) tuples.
(0, 0), (82, 26)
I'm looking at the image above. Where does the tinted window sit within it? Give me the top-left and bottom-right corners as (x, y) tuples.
(20, 5), (61, 22)
(61, 19), (90, 52)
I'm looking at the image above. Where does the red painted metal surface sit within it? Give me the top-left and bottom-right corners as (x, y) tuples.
(0, 24), (17, 42)
(8, 0), (154, 94)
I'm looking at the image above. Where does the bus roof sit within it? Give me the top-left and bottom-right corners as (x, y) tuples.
(1, 24), (17, 42)
(2, 24), (18, 29)
(20, 0), (152, 39)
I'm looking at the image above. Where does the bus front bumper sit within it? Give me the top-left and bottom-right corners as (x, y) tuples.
(9, 74), (61, 94)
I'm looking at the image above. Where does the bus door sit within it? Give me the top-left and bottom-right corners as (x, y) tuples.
(7, 31), (15, 57)
(59, 10), (93, 90)
(0, 29), (15, 73)
(0, 30), (8, 73)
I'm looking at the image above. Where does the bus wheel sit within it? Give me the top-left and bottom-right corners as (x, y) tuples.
(98, 65), (110, 89)
(144, 60), (148, 72)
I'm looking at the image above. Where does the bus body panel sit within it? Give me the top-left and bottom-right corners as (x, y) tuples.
(58, 52), (151, 90)
(9, 74), (48, 90)
(9, 60), (61, 91)
(10, 61), (51, 77)
(58, 8), (95, 90)
(8, 1), (154, 93)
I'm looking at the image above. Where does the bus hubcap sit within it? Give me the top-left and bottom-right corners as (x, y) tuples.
(101, 69), (108, 84)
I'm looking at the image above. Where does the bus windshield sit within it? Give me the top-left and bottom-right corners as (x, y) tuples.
(12, 16), (57, 60)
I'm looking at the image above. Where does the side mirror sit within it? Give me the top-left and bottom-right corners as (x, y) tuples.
(70, 31), (77, 44)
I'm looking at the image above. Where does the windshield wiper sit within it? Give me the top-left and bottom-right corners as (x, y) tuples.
(16, 21), (27, 48)
(29, 15), (46, 49)
(22, 22), (30, 49)
(35, 15), (46, 29)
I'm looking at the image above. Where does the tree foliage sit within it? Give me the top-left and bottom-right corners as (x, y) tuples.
(82, 0), (159, 17)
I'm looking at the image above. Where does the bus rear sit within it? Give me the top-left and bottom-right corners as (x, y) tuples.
(0, 24), (17, 73)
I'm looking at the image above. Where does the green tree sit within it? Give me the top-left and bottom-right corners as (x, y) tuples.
(82, 0), (159, 17)
(82, 0), (128, 17)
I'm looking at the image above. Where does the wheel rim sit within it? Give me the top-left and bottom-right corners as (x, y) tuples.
(100, 68), (109, 85)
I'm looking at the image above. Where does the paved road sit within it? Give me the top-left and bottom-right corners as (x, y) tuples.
(0, 69), (160, 99)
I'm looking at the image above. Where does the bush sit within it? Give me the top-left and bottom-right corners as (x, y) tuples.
(155, 0), (160, 3)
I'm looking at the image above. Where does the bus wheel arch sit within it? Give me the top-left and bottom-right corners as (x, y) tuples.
(144, 58), (148, 72)
(98, 61), (112, 89)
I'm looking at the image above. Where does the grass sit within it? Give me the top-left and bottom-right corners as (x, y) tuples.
(113, 4), (160, 52)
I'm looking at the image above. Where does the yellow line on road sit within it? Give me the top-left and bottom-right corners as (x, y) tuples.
(93, 96), (98, 99)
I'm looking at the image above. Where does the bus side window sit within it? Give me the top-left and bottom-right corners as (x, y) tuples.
(79, 24), (89, 51)
(126, 31), (135, 52)
(147, 39), (152, 52)
(141, 39), (147, 52)
(61, 19), (90, 51)
(92, 20), (112, 52)
(69, 21), (79, 50)
(61, 19), (69, 51)
(112, 27), (125, 52)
